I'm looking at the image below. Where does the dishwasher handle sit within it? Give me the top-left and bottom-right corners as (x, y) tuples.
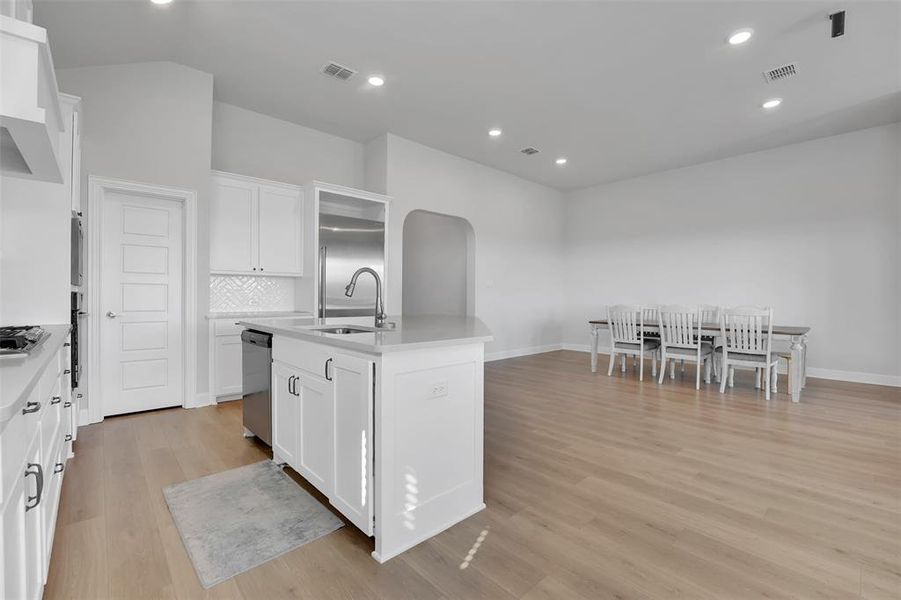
(241, 330), (272, 347)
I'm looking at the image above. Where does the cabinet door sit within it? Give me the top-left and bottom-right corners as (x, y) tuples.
(257, 185), (303, 275)
(210, 176), (258, 273)
(271, 362), (300, 466)
(214, 335), (243, 397)
(2, 433), (45, 600)
(296, 372), (333, 495)
(330, 354), (374, 535)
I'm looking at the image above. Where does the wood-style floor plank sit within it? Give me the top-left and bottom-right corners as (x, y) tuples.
(44, 351), (900, 599)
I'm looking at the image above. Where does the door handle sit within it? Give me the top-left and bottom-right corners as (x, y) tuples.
(106, 311), (119, 318)
(25, 463), (43, 511)
(325, 358), (333, 381)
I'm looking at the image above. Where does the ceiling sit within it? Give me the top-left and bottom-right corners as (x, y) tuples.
(35, 1), (901, 191)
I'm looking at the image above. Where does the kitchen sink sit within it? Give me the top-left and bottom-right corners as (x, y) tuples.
(311, 326), (374, 335)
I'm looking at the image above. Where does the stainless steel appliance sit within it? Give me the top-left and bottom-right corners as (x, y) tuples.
(0, 325), (49, 358)
(241, 329), (272, 445)
(71, 211), (84, 286)
(70, 291), (85, 388)
(318, 213), (385, 318)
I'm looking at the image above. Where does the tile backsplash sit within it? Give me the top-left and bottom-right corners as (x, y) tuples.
(209, 275), (295, 312)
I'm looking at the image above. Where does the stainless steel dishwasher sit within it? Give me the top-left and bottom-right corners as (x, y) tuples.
(241, 329), (272, 445)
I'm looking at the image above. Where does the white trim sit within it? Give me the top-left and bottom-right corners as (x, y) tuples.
(805, 368), (901, 387)
(86, 176), (198, 424)
(562, 344), (900, 387)
(485, 344), (564, 362)
(211, 169), (302, 192)
(306, 179), (393, 205)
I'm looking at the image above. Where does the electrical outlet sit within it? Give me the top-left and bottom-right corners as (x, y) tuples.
(430, 381), (448, 398)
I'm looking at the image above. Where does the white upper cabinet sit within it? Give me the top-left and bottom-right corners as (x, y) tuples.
(0, 15), (64, 183)
(210, 172), (304, 276)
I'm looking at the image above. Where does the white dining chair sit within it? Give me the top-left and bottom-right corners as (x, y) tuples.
(657, 305), (713, 389)
(716, 307), (779, 400)
(607, 305), (659, 381)
(700, 304), (722, 380)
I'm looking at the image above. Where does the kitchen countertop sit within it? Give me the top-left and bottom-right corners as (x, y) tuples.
(238, 315), (493, 354)
(206, 311), (312, 320)
(0, 324), (71, 428)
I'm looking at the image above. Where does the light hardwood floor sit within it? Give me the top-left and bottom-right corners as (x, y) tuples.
(45, 351), (900, 599)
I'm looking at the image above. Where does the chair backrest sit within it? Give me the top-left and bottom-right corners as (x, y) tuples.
(642, 306), (658, 326)
(720, 306), (773, 355)
(657, 305), (701, 350)
(700, 305), (721, 327)
(607, 304), (643, 344)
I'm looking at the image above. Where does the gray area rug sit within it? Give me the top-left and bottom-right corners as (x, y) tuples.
(163, 460), (344, 588)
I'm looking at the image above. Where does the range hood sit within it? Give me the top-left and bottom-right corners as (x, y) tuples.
(0, 15), (64, 183)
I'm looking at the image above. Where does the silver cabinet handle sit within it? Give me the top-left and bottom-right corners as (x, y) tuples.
(325, 358), (333, 381)
(65, 434), (73, 442)
(25, 463), (43, 511)
(54, 463), (65, 474)
(106, 311), (119, 318)
(64, 401), (72, 408)
(51, 396), (61, 405)
(22, 401), (40, 415)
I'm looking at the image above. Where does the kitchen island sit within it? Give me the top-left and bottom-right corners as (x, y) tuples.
(237, 314), (493, 563)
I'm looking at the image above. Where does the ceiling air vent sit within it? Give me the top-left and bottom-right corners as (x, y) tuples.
(520, 146), (540, 156)
(763, 63), (797, 84)
(321, 61), (357, 81)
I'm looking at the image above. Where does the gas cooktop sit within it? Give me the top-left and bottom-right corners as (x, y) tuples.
(0, 325), (49, 357)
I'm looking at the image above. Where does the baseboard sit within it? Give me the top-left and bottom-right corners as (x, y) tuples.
(485, 344), (563, 362)
(187, 391), (213, 409)
(562, 344), (901, 387)
(806, 368), (901, 387)
(77, 408), (94, 426)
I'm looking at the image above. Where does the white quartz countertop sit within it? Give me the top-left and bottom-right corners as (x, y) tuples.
(238, 315), (493, 354)
(206, 311), (312, 320)
(0, 324), (70, 428)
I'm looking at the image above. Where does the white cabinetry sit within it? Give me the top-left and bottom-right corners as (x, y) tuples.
(271, 338), (374, 534)
(210, 172), (303, 276)
(210, 319), (243, 400)
(1, 333), (76, 599)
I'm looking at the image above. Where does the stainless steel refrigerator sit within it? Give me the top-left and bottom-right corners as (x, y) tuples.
(318, 213), (385, 318)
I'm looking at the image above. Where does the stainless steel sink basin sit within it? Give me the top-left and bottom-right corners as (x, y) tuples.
(311, 326), (373, 335)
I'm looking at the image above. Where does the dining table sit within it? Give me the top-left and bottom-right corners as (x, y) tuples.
(588, 319), (811, 402)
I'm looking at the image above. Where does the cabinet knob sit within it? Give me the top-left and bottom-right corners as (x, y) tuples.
(65, 434), (73, 442)
(51, 396), (61, 405)
(54, 463), (65, 474)
(64, 369), (71, 375)
(64, 401), (72, 408)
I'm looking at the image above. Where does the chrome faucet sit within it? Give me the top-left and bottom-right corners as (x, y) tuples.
(345, 267), (388, 328)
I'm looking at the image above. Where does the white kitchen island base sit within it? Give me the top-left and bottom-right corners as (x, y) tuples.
(240, 315), (492, 562)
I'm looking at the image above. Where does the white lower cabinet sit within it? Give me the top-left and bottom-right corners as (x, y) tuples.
(214, 336), (243, 397)
(296, 374), (333, 495)
(1, 334), (76, 599)
(271, 342), (374, 535)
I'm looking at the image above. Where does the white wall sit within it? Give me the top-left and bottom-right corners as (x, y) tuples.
(563, 123), (901, 382)
(211, 101), (364, 188)
(382, 134), (566, 359)
(403, 210), (474, 316)
(56, 61), (215, 406)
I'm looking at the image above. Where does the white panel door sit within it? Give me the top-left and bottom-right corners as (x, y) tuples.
(210, 176), (257, 273)
(258, 185), (302, 275)
(330, 354), (374, 535)
(297, 373), (333, 495)
(272, 362), (299, 465)
(100, 194), (183, 416)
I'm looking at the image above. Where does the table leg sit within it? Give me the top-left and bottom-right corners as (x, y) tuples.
(800, 335), (808, 389)
(790, 336), (803, 403)
(590, 325), (599, 373)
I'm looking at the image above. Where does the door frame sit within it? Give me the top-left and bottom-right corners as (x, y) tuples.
(85, 175), (198, 424)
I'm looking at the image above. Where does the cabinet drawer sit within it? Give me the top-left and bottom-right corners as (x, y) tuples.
(273, 337), (333, 379)
(40, 377), (63, 469)
(1, 392), (41, 504)
(214, 320), (244, 336)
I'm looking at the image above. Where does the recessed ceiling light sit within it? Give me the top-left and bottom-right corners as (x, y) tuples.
(728, 28), (753, 45)
(762, 98), (782, 109)
(367, 75), (385, 87)
(150, 0), (173, 5)
(555, 157), (567, 165)
(488, 128), (502, 137)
